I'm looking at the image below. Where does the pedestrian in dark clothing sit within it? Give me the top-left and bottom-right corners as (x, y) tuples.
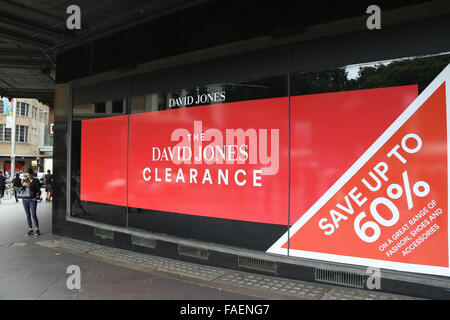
(44, 169), (53, 201)
(22, 168), (41, 236)
(0, 170), (6, 201)
(71, 169), (89, 215)
(12, 173), (22, 202)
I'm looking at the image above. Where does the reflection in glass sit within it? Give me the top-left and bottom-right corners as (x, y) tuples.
(291, 53), (450, 96)
(127, 73), (289, 250)
(70, 97), (128, 227)
(131, 75), (287, 114)
(73, 99), (126, 120)
(70, 169), (89, 216)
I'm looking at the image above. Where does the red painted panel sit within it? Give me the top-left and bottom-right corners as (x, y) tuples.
(289, 85), (418, 225)
(127, 98), (289, 225)
(4, 161), (24, 173)
(287, 84), (448, 266)
(80, 115), (128, 206)
(78, 86), (417, 229)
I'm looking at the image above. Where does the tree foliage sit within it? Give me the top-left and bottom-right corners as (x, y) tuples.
(291, 54), (450, 95)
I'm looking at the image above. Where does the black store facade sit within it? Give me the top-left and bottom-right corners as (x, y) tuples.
(53, 2), (450, 299)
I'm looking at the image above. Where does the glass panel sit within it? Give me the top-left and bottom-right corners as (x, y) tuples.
(291, 53), (450, 96)
(112, 100), (124, 114)
(15, 125), (28, 143)
(131, 75), (287, 114)
(71, 98), (127, 227)
(4, 127), (11, 142)
(128, 74), (289, 251)
(286, 52), (450, 263)
(94, 102), (106, 113)
(18, 102), (29, 117)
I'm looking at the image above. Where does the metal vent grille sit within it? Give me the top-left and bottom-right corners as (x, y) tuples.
(94, 228), (114, 240)
(238, 256), (277, 274)
(315, 268), (364, 288)
(178, 245), (209, 260)
(131, 235), (156, 249)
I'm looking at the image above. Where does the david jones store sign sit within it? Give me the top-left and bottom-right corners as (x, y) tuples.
(168, 91), (226, 108)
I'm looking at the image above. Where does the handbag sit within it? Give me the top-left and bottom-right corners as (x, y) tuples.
(17, 187), (33, 200)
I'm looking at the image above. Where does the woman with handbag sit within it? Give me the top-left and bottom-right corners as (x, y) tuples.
(21, 168), (42, 236)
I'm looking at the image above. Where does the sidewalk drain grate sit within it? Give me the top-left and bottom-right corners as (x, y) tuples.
(238, 256), (276, 274)
(315, 268), (364, 288)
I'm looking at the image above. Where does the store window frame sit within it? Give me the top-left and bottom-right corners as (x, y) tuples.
(94, 102), (106, 113)
(17, 102), (29, 117)
(15, 125), (28, 143)
(65, 39), (450, 257)
(112, 99), (124, 114)
(65, 47), (291, 251)
(0, 124), (11, 142)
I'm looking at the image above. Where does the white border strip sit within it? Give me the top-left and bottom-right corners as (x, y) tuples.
(268, 64), (450, 277)
(446, 77), (450, 272)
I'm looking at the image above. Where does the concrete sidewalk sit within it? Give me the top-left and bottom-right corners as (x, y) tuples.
(0, 196), (258, 300)
(0, 195), (418, 300)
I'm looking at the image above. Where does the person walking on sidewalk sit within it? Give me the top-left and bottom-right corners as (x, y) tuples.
(12, 173), (22, 203)
(22, 168), (42, 236)
(44, 169), (53, 202)
(0, 170), (6, 203)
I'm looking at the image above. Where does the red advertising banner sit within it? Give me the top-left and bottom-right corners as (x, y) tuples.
(268, 65), (450, 276)
(80, 115), (128, 206)
(289, 86), (418, 225)
(79, 65), (450, 276)
(127, 97), (289, 225)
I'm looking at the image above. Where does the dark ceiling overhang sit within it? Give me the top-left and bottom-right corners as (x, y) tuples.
(0, 0), (210, 107)
(0, 0), (449, 107)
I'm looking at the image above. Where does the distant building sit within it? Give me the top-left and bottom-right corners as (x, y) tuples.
(0, 98), (53, 174)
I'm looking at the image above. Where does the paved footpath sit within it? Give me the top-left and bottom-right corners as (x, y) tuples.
(0, 194), (418, 300)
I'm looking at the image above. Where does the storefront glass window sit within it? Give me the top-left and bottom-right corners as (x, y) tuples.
(71, 98), (128, 227)
(126, 73), (289, 250)
(280, 52), (450, 265)
(69, 48), (450, 255)
(130, 75), (287, 114)
(71, 66), (289, 251)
